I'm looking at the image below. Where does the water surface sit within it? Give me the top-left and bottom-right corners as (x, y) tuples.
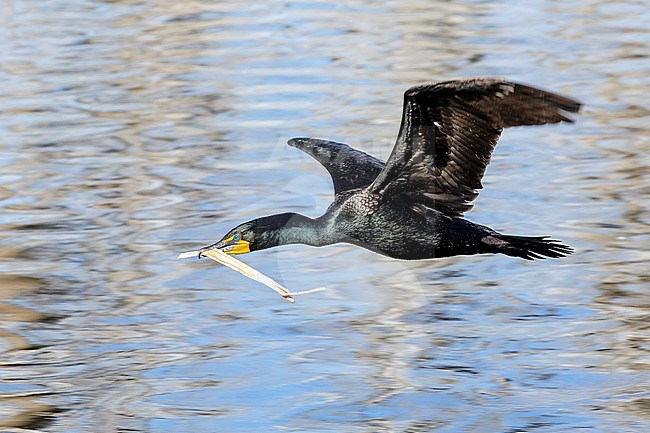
(0, 0), (648, 432)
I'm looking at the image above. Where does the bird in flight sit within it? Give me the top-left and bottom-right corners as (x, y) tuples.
(199, 78), (581, 261)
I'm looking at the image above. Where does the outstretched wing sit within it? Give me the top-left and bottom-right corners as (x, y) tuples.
(289, 138), (385, 194)
(368, 78), (581, 216)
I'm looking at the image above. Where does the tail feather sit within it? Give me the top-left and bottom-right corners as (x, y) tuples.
(482, 234), (573, 260)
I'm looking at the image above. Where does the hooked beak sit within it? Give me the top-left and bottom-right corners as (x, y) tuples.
(198, 235), (251, 258)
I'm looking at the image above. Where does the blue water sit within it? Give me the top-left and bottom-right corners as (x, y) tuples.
(0, 0), (648, 431)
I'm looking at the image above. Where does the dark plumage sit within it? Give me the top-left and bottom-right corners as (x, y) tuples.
(200, 78), (580, 261)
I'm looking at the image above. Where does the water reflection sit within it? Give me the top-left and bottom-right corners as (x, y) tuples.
(0, 0), (648, 431)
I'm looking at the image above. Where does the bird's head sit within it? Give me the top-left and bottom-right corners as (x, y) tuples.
(198, 213), (308, 256)
(200, 221), (260, 256)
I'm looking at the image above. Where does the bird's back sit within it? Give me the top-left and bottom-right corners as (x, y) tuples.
(323, 189), (487, 260)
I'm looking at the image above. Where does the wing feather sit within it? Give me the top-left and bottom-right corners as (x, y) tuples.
(288, 138), (384, 195)
(368, 78), (581, 216)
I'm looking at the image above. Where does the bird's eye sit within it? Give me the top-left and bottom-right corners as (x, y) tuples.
(233, 234), (241, 242)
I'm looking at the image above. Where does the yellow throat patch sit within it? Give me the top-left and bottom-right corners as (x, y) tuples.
(221, 235), (251, 254)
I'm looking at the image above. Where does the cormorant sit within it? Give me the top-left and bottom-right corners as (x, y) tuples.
(199, 78), (580, 261)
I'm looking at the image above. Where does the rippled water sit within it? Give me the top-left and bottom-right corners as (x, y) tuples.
(1, 0), (648, 432)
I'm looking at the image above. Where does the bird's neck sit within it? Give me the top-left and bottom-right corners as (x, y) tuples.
(259, 213), (331, 248)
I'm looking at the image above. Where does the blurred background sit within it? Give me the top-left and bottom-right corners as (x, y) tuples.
(0, 0), (648, 432)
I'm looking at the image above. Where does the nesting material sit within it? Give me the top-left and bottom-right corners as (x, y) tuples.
(178, 249), (325, 303)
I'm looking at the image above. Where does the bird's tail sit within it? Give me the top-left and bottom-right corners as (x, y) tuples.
(482, 234), (573, 260)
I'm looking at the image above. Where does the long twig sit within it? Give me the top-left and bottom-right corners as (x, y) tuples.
(178, 249), (326, 303)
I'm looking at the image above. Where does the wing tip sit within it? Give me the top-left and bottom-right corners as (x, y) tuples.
(544, 92), (583, 115)
(566, 100), (583, 113)
(287, 137), (308, 148)
(406, 77), (583, 113)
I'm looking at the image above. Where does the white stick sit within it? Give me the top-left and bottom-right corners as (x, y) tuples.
(178, 249), (326, 303)
(178, 251), (201, 259)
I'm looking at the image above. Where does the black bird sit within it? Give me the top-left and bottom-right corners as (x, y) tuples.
(200, 78), (580, 261)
